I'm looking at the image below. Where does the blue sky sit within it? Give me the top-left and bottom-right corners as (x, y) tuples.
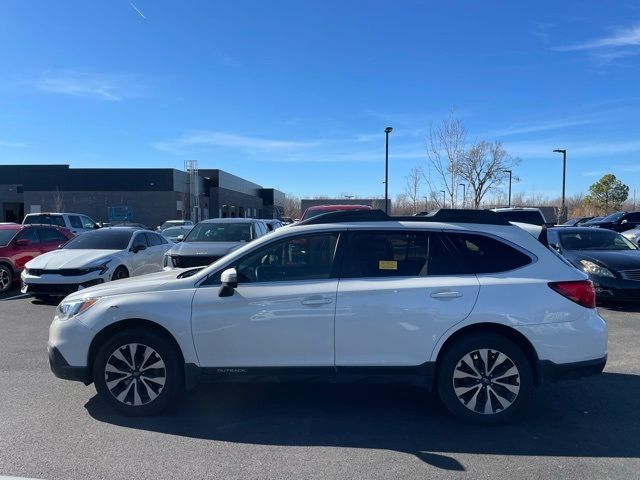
(1, 1), (640, 200)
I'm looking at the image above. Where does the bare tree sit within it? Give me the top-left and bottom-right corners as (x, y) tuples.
(283, 194), (301, 219)
(424, 110), (466, 208)
(403, 166), (422, 214)
(52, 186), (64, 212)
(457, 140), (520, 209)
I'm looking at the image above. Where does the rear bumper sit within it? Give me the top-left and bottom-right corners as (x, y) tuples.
(48, 345), (91, 384)
(539, 355), (607, 384)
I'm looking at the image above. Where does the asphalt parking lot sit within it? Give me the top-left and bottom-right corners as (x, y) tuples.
(1, 286), (639, 480)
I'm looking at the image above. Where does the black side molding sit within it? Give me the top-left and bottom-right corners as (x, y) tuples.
(539, 356), (607, 385)
(48, 346), (91, 385)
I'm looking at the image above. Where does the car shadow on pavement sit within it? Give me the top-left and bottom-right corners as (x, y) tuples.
(86, 372), (640, 471)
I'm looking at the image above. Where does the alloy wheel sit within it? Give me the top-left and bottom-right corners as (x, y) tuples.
(452, 348), (521, 415)
(0, 268), (10, 292)
(104, 343), (167, 406)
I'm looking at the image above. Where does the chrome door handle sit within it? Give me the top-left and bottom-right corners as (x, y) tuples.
(430, 290), (463, 299)
(301, 296), (333, 306)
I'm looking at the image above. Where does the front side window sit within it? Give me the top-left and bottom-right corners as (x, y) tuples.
(63, 230), (134, 250)
(132, 233), (149, 248)
(342, 231), (464, 278)
(81, 215), (96, 229)
(446, 232), (532, 273)
(236, 233), (339, 283)
(145, 232), (163, 246)
(15, 228), (40, 244)
(185, 223), (253, 242)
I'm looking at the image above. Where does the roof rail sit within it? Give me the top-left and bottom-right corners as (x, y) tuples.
(297, 208), (512, 226)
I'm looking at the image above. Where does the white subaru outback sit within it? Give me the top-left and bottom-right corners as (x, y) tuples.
(48, 209), (607, 424)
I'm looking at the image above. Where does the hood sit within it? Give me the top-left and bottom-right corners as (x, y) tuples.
(563, 249), (640, 271)
(25, 249), (119, 269)
(64, 269), (185, 301)
(168, 241), (243, 257)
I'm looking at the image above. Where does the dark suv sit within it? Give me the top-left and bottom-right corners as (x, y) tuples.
(584, 211), (640, 232)
(0, 224), (74, 293)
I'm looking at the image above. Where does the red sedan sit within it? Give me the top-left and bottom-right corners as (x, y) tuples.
(0, 224), (74, 293)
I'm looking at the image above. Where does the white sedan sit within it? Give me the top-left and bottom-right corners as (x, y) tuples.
(21, 227), (172, 298)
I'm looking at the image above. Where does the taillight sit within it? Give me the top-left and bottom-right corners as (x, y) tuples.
(548, 280), (596, 309)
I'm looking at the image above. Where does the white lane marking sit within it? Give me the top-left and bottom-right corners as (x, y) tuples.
(0, 476), (45, 480)
(0, 293), (30, 301)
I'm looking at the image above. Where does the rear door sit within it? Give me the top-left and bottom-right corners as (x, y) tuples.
(335, 230), (480, 366)
(36, 227), (67, 254)
(12, 228), (42, 271)
(67, 215), (84, 235)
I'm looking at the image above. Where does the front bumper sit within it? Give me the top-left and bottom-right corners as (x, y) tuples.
(540, 355), (607, 384)
(48, 345), (91, 384)
(590, 275), (640, 301)
(22, 270), (105, 296)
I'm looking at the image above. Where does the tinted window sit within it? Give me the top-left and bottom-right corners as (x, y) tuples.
(624, 212), (640, 222)
(186, 223), (253, 242)
(69, 215), (83, 229)
(447, 233), (532, 273)
(81, 215), (96, 229)
(495, 210), (545, 226)
(63, 229), (134, 250)
(38, 228), (67, 243)
(256, 222), (267, 236)
(145, 232), (162, 246)
(342, 231), (464, 278)
(24, 214), (66, 227)
(15, 228), (40, 244)
(132, 233), (149, 247)
(0, 229), (19, 246)
(236, 233), (339, 283)
(599, 212), (625, 222)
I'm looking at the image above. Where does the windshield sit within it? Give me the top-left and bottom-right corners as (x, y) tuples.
(0, 229), (19, 246)
(163, 226), (191, 236)
(496, 210), (545, 226)
(184, 223), (253, 242)
(559, 230), (638, 251)
(598, 212), (625, 222)
(23, 214), (66, 227)
(63, 229), (134, 250)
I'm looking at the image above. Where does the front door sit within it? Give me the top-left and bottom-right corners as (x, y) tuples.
(191, 232), (341, 367)
(335, 230), (480, 366)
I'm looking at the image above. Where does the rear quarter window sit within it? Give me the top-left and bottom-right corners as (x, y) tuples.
(446, 232), (532, 274)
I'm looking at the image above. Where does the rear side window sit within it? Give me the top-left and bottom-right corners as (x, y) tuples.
(69, 216), (83, 229)
(446, 233), (532, 273)
(38, 228), (67, 243)
(342, 231), (465, 278)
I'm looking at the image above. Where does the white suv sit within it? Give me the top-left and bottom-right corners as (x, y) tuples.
(23, 212), (99, 235)
(47, 209), (607, 424)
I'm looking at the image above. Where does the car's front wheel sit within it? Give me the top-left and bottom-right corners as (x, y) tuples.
(0, 265), (13, 293)
(92, 329), (184, 416)
(437, 333), (533, 425)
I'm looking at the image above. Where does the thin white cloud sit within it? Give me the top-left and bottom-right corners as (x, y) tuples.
(583, 170), (604, 177)
(35, 71), (139, 101)
(556, 24), (640, 51)
(489, 116), (594, 137)
(505, 139), (640, 158)
(0, 140), (26, 148)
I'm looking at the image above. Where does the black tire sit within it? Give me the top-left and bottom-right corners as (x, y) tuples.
(0, 264), (13, 293)
(92, 328), (184, 416)
(112, 266), (129, 281)
(437, 333), (533, 425)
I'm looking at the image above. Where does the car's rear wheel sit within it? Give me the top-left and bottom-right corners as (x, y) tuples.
(92, 329), (184, 416)
(0, 265), (13, 293)
(437, 333), (533, 425)
(112, 266), (129, 281)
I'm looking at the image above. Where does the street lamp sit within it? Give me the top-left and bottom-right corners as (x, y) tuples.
(384, 127), (393, 213)
(503, 169), (512, 207)
(458, 183), (466, 208)
(553, 149), (567, 216)
(440, 190), (446, 208)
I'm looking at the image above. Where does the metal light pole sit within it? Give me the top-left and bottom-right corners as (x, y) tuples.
(553, 149), (567, 216)
(503, 169), (512, 207)
(440, 190), (446, 208)
(458, 183), (466, 208)
(384, 127), (393, 213)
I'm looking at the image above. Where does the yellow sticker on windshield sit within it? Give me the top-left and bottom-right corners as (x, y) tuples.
(379, 260), (398, 270)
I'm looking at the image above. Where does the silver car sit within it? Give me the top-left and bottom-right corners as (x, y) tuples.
(163, 218), (269, 269)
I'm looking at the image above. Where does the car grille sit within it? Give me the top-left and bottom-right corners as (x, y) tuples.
(619, 269), (640, 281)
(173, 256), (221, 268)
(27, 269), (89, 277)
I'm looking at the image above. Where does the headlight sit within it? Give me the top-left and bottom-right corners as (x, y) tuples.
(55, 298), (99, 322)
(580, 260), (615, 278)
(82, 260), (111, 275)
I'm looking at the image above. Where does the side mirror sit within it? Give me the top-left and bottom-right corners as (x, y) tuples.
(176, 235), (184, 242)
(621, 219), (628, 224)
(93, 223), (101, 229)
(15, 239), (30, 247)
(132, 244), (147, 253)
(218, 268), (238, 297)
